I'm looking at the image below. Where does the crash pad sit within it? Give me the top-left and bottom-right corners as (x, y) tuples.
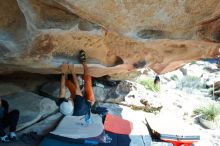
(104, 114), (133, 135)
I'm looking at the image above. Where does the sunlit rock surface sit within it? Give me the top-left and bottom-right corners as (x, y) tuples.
(0, 0), (219, 77)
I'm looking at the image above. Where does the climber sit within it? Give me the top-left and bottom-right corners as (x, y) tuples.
(154, 75), (160, 85)
(57, 50), (95, 118)
(153, 75), (161, 92)
(0, 98), (19, 143)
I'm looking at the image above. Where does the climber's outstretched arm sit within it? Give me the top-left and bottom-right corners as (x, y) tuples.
(69, 65), (83, 96)
(59, 64), (68, 98)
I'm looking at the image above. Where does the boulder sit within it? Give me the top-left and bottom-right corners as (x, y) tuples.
(94, 79), (162, 110)
(182, 63), (205, 78)
(177, 61), (220, 91)
(117, 80), (162, 109)
(40, 81), (70, 98)
(93, 80), (141, 103)
(2, 92), (58, 131)
(22, 113), (63, 136)
(0, 83), (23, 96)
(92, 86), (106, 102)
(96, 103), (124, 117)
(181, 61), (218, 78)
(93, 86), (124, 103)
(116, 80), (136, 95)
(0, 0), (219, 77)
(40, 80), (124, 103)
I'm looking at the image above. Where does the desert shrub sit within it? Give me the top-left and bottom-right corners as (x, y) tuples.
(177, 75), (205, 93)
(190, 61), (197, 65)
(170, 74), (178, 81)
(193, 103), (220, 121)
(136, 77), (160, 92)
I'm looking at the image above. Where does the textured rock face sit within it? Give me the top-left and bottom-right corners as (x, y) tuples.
(2, 91), (58, 131)
(0, 0), (220, 77)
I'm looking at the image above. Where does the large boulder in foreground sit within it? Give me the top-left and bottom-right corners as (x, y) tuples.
(22, 113), (63, 136)
(40, 81), (70, 98)
(2, 92), (58, 131)
(0, 83), (23, 96)
(0, 0), (219, 77)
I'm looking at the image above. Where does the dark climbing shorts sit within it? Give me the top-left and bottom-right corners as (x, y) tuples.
(73, 95), (91, 116)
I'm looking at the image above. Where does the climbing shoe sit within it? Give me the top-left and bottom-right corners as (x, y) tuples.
(79, 50), (87, 63)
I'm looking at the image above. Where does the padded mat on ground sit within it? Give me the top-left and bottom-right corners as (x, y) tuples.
(40, 111), (153, 146)
(98, 131), (152, 146)
(40, 131), (152, 146)
(146, 114), (200, 140)
(104, 114), (133, 135)
(48, 114), (104, 144)
(51, 114), (103, 138)
(40, 137), (88, 146)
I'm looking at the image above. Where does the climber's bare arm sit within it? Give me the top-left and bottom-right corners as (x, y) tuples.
(59, 64), (68, 98)
(82, 62), (89, 76)
(69, 65), (83, 96)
